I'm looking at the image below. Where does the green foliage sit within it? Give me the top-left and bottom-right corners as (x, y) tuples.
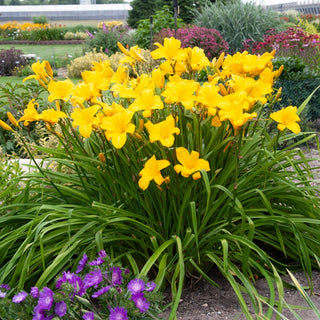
(127, 0), (155, 29)
(0, 81), (48, 156)
(84, 25), (136, 55)
(67, 50), (109, 78)
(20, 27), (67, 41)
(32, 15), (49, 25)
(193, 0), (286, 53)
(135, 5), (184, 49)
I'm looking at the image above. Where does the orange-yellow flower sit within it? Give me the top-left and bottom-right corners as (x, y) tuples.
(7, 112), (20, 128)
(196, 81), (221, 115)
(81, 70), (112, 91)
(0, 119), (14, 132)
(129, 89), (164, 117)
(18, 99), (41, 126)
(138, 155), (170, 190)
(174, 147), (210, 180)
(151, 37), (187, 61)
(161, 75), (198, 110)
(270, 106), (301, 133)
(70, 82), (101, 106)
(144, 115), (180, 147)
(118, 42), (146, 64)
(100, 110), (135, 149)
(48, 79), (74, 102)
(40, 109), (67, 125)
(71, 105), (101, 138)
(185, 47), (210, 71)
(23, 60), (53, 84)
(217, 91), (256, 130)
(152, 68), (165, 89)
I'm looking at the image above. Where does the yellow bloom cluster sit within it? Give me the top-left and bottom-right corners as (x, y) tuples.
(1, 37), (301, 191)
(0, 21), (49, 31)
(97, 20), (124, 29)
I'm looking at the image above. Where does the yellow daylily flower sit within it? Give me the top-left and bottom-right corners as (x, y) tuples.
(160, 59), (187, 76)
(138, 155), (170, 190)
(0, 119), (14, 132)
(71, 105), (101, 138)
(81, 70), (112, 91)
(7, 112), (20, 128)
(217, 91), (257, 130)
(151, 37), (188, 61)
(48, 79), (74, 102)
(118, 42), (146, 63)
(100, 110), (135, 149)
(129, 89), (164, 117)
(227, 75), (273, 108)
(196, 81), (221, 115)
(270, 106), (301, 134)
(145, 115), (180, 147)
(23, 60), (53, 84)
(110, 65), (129, 85)
(18, 99), (41, 126)
(161, 75), (198, 110)
(70, 82), (101, 106)
(40, 109), (67, 125)
(185, 47), (210, 71)
(174, 147), (210, 180)
(152, 68), (165, 89)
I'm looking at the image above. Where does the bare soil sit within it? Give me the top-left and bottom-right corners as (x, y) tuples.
(160, 147), (320, 320)
(160, 270), (320, 320)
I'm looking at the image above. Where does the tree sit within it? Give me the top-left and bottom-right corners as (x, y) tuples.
(127, 0), (155, 29)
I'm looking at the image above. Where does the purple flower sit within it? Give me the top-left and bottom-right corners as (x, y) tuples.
(127, 279), (145, 294)
(111, 267), (122, 285)
(86, 31), (94, 39)
(145, 281), (156, 292)
(37, 287), (54, 311)
(105, 48), (109, 54)
(89, 257), (104, 266)
(12, 291), (28, 303)
(0, 284), (10, 290)
(76, 253), (88, 273)
(32, 307), (45, 320)
(130, 292), (150, 313)
(98, 250), (107, 258)
(56, 271), (85, 296)
(83, 311), (95, 320)
(109, 306), (128, 320)
(124, 268), (130, 274)
(102, 22), (107, 33)
(0, 291), (7, 298)
(30, 287), (39, 298)
(92, 285), (111, 298)
(83, 269), (103, 289)
(55, 301), (67, 317)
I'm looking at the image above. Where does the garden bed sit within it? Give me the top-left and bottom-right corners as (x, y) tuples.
(0, 40), (85, 45)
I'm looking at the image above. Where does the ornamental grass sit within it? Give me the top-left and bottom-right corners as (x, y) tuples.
(1, 37), (320, 319)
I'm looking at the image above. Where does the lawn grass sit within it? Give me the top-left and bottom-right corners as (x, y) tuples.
(0, 44), (85, 67)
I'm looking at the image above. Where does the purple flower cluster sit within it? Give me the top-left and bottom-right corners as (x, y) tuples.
(154, 26), (229, 59)
(0, 250), (159, 320)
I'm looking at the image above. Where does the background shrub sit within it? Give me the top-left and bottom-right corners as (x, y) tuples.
(0, 48), (28, 76)
(32, 15), (49, 25)
(20, 26), (67, 41)
(135, 5), (184, 49)
(243, 27), (320, 71)
(153, 26), (229, 59)
(193, 0), (286, 53)
(67, 50), (109, 78)
(84, 24), (135, 55)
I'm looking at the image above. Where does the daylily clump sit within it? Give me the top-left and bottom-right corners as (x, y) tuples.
(1, 36), (300, 192)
